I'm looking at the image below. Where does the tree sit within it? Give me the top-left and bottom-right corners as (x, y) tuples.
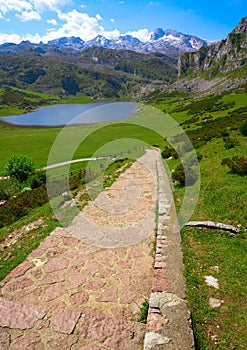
(5, 155), (34, 182)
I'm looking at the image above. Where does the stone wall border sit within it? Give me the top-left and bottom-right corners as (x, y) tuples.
(144, 153), (195, 350)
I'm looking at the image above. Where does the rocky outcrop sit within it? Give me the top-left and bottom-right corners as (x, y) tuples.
(178, 16), (247, 78)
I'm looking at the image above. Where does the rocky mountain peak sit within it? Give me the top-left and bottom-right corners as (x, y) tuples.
(118, 35), (141, 44)
(0, 27), (211, 58)
(178, 15), (247, 93)
(150, 28), (165, 41)
(48, 36), (84, 47)
(232, 16), (247, 34)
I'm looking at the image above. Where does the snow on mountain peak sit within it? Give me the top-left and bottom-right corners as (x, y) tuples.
(45, 28), (210, 55)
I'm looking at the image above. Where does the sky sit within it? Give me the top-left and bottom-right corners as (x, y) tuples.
(0, 0), (246, 45)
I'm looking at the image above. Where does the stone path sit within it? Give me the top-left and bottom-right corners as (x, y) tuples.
(0, 149), (159, 350)
(0, 149), (194, 349)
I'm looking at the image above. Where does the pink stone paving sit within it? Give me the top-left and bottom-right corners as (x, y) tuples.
(0, 149), (162, 349)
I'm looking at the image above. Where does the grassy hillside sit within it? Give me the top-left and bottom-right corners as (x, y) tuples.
(0, 87), (96, 116)
(147, 90), (247, 349)
(0, 47), (177, 98)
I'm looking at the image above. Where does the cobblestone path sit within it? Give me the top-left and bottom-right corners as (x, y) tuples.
(0, 149), (160, 350)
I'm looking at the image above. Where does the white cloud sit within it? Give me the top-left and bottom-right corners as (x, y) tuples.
(55, 10), (104, 40)
(102, 28), (120, 40)
(16, 10), (41, 21)
(125, 28), (151, 42)
(47, 18), (58, 25)
(0, 32), (22, 44)
(0, 0), (69, 17)
(81, 4), (86, 9)
(95, 13), (103, 21)
(21, 9), (120, 43)
(0, 0), (32, 14)
(31, 0), (70, 12)
(0, 4), (149, 45)
(119, 1), (124, 3)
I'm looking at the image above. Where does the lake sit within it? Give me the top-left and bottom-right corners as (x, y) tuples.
(0, 102), (139, 127)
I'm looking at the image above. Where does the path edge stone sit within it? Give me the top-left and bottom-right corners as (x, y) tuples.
(144, 151), (195, 350)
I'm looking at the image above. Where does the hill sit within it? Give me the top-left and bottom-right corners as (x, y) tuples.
(0, 46), (177, 98)
(172, 16), (247, 96)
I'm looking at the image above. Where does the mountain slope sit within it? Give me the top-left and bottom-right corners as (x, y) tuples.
(166, 16), (247, 96)
(178, 16), (247, 78)
(144, 28), (209, 54)
(0, 46), (177, 98)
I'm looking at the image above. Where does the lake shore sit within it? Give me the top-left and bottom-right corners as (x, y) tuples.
(0, 101), (139, 128)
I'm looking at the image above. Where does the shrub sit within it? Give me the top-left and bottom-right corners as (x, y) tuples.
(223, 136), (240, 149)
(180, 142), (194, 154)
(28, 171), (46, 189)
(185, 153), (202, 166)
(4, 155), (34, 183)
(0, 178), (22, 200)
(221, 156), (247, 176)
(161, 146), (178, 159)
(240, 121), (247, 136)
(0, 183), (48, 226)
(172, 163), (198, 186)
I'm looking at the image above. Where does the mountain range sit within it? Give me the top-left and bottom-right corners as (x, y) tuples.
(47, 28), (210, 57)
(0, 18), (246, 99)
(0, 28), (211, 59)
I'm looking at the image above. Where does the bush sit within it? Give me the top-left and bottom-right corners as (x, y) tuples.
(0, 183), (48, 226)
(240, 121), (247, 136)
(221, 156), (247, 176)
(0, 178), (22, 200)
(185, 153), (202, 166)
(4, 155), (34, 182)
(161, 146), (178, 159)
(172, 163), (198, 186)
(223, 136), (240, 149)
(180, 142), (194, 154)
(28, 171), (46, 189)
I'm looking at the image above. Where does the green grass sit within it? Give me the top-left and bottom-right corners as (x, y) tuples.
(0, 203), (58, 281)
(0, 87), (100, 117)
(59, 94), (96, 104)
(182, 228), (247, 350)
(0, 126), (61, 172)
(138, 300), (149, 324)
(0, 105), (26, 116)
(0, 108), (165, 175)
(103, 158), (135, 188)
(154, 91), (247, 349)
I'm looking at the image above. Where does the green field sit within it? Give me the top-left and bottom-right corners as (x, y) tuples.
(0, 107), (165, 174)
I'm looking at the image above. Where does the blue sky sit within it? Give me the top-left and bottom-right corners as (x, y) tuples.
(0, 0), (246, 44)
